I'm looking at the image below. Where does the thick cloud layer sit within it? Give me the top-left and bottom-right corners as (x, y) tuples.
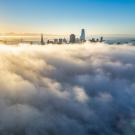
(0, 43), (135, 135)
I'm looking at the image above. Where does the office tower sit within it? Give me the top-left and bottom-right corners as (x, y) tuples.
(63, 38), (67, 44)
(80, 29), (86, 42)
(47, 40), (50, 44)
(70, 34), (76, 43)
(100, 37), (103, 42)
(54, 39), (58, 44)
(96, 38), (99, 42)
(58, 39), (63, 44)
(41, 34), (45, 45)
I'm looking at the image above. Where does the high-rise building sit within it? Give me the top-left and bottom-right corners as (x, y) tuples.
(80, 29), (86, 42)
(41, 34), (45, 45)
(70, 34), (76, 43)
(100, 37), (103, 42)
(58, 39), (63, 44)
(54, 39), (58, 44)
(63, 38), (67, 44)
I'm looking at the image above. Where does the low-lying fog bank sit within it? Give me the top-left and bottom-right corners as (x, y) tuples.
(0, 43), (135, 135)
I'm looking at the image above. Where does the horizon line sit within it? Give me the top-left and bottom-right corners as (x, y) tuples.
(0, 33), (135, 37)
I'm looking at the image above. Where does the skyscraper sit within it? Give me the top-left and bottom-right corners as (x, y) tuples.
(41, 34), (45, 45)
(80, 29), (86, 42)
(100, 37), (103, 42)
(70, 34), (76, 43)
(58, 39), (63, 44)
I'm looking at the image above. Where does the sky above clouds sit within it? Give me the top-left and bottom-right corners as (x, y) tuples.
(0, 0), (135, 35)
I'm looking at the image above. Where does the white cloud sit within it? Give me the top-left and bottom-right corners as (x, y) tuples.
(0, 43), (135, 134)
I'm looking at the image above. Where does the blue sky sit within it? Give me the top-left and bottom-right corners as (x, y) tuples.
(0, 0), (135, 35)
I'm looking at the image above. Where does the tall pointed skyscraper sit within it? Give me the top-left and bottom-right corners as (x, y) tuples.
(41, 34), (45, 45)
(80, 29), (86, 42)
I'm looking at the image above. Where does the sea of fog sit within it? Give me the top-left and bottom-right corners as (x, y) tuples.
(0, 43), (135, 135)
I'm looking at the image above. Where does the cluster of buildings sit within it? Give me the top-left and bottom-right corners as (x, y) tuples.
(47, 38), (67, 44)
(41, 29), (104, 45)
(0, 29), (104, 45)
(89, 37), (104, 43)
(69, 29), (86, 43)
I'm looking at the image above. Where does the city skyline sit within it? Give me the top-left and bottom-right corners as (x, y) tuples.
(0, 0), (135, 36)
